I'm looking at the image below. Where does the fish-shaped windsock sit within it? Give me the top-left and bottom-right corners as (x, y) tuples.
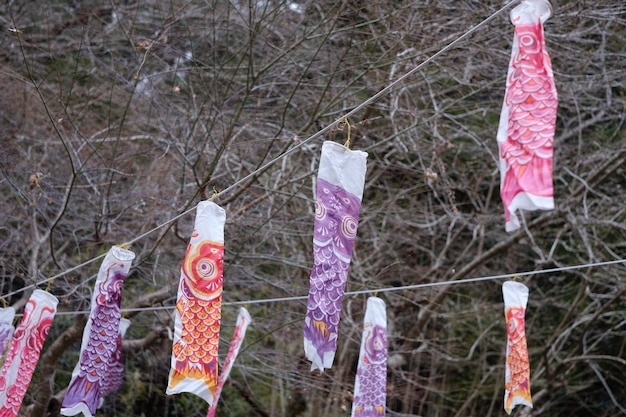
(304, 141), (368, 372)
(167, 201), (226, 404)
(497, 0), (557, 231)
(351, 297), (387, 417)
(0, 290), (58, 417)
(503, 281), (532, 414)
(61, 246), (135, 417)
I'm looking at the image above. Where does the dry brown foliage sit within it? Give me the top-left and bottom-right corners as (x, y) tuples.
(0, 1), (625, 416)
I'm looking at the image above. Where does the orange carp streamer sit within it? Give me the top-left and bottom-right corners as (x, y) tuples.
(167, 201), (226, 405)
(503, 281), (532, 414)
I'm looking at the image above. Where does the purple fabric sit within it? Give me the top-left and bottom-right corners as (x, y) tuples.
(304, 177), (362, 371)
(61, 247), (134, 417)
(100, 318), (130, 400)
(352, 297), (387, 417)
(0, 308), (15, 357)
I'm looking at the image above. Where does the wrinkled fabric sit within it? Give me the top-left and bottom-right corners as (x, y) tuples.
(167, 201), (226, 404)
(503, 281), (532, 414)
(304, 141), (368, 372)
(99, 318), (131, 403)
(61, 246), (135, 417)
(497, 0), (557, 232)
(352, 297), (387, 417)
(207, 308), (251, 417)
(0, 290), (58, 417)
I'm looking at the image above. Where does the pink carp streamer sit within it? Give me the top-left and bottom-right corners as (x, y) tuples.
(304, 141), (368, 372)
(61, 246), (136, 417)
(207, 307), (251, 417)
(503, 281), (532, 414)
(0, 290), (58, 417)
(497, 0), (557, 231)
(0, 308), (15, 358)
(352, 297), (387, 417)
(167, 201), (226, 404)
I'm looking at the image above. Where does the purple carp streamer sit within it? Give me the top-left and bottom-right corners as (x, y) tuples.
(304, 141), (368, 372)
(496, 0), (557, 231)
(207, 307), (251, 417)
(61, 246), (136, 417)
(167, 201), (226, 404)
(0, 308), (15, 358)
(0, 290), (58, 417)
(352, 297), (387, 417)
(99, 318), (131, 402)
(503, 281), (532, 414)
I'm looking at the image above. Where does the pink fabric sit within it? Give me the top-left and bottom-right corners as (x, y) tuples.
(207, 308), (251, 417)
(0, 290), (58, 417)
(497, 0), (557, 232)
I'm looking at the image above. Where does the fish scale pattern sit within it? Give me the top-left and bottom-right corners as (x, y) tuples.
(504, 305), (532, 413)
(61, 249), (133, 417)
(100, 319), (130, 399)
(352, 298), (387, 417)
(0, 291), (58, 417)
(498, 12), (557, 231)
(167, 201), (226, 404)
(304, 178), (362, 372)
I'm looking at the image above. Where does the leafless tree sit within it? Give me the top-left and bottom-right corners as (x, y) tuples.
(0, 0), (624, 416)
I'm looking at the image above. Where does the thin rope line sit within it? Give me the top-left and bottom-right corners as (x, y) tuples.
(1, 1), (518, 301)
(207, 0), (519, 203)
(0, 255), (107, 301)
(125, 0), (518, 245)
(41, 258), (625, 317)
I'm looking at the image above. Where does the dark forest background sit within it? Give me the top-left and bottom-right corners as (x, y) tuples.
(0, 0), (625, 416)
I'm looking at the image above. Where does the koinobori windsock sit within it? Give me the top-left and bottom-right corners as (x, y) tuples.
(167, 201), (226, 404)
(304, 140), (368, 372)
(352, 297), (387, 417)
(503, 281), (532, 414)
(207, 307), (251, 417)
(0, 290), (58, 417)
(61, 246), (136, 417)
(496, 0), (557, 232)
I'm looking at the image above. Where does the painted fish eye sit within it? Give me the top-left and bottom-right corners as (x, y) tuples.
(518, 33), (539, 53)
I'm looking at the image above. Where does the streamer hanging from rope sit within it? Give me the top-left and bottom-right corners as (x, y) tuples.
(503, 281), (532, 414)
(207, 307), (251, 417)
(304, 141), (368, 372)
(497, 0), (557, 232)
(352, 297), (387, 417)
(0, 2), (521, 304)
(167, 201), (226, 404)
(61, 246), (136, 417)
(0, 290), (58, 417)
